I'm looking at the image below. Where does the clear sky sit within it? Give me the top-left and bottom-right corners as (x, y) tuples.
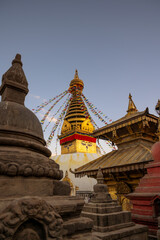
(0, 0), (160, 154)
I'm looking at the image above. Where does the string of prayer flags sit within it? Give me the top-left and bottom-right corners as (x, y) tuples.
(33, 90), (69, 114)
(82, 94), (112, 124)
(97, 141), (106, 154)
(40, 91), (69, 125)
(43, 94), (71, 132)
(55, 121), (62, 155)
(46, 96), (72, 146)
(90, 116), (99, 129)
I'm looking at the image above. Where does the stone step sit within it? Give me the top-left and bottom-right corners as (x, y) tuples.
(92, 224), (148, 240)
(93, 221), (135, 233)
(81, 210), (131, 227)
(62, 216), (93, 236)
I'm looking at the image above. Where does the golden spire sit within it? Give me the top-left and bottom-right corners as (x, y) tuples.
(74, 69), (79, 79)
(59, 70), (96, 155)
(126, 93), (138, 115)
(69, 69), (84, 93)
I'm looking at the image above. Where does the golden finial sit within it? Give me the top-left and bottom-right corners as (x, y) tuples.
(127, 93), (138, 115)
(65, 170), (68, 177)
(74, 69), (79, 79)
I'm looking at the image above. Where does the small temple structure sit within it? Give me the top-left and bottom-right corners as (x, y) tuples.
(52, 70), (101, 194)
(81, 168), (148, 239)
(74, 94), (158, 210)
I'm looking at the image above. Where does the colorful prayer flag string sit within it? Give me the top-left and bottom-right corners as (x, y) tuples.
(82, 94), (112, 124)
(43, 94), (71, 132)
(55, 119), (63, 155)
(46, 95), (72, 146)
(33, 90), (69, 114)
(97, 140), (106, 154)
(40, 91), (68, 125)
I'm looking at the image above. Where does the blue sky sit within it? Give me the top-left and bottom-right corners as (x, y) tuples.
(0, 0), (160, 154)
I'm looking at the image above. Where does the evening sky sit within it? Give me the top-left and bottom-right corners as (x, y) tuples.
(0, 0), (160, 154)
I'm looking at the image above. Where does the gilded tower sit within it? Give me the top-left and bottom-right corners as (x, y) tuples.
(59, 70), (97, 154)
(53, 70), (101, 194)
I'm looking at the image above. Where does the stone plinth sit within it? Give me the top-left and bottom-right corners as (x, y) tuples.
(81, 168), (148, 240)
(128, 142), (160, 239)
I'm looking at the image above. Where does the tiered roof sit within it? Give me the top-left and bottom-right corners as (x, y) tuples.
(74, 94), (158, 177)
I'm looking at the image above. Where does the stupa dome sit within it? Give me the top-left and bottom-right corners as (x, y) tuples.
(0, 54), (63, 183)
(0, 54), (44, 144)
(0, 101), (44, 140)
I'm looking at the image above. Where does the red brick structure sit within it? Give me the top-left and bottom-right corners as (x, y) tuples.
(128, 142), (160, 239)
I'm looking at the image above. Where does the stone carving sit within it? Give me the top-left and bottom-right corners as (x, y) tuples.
(0, 161), (63, 179)
(0, 197), (63, 240)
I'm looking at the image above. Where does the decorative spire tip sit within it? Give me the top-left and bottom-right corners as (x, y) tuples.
(127, 93), (138, 115)
(74, 69), (79, 79)
(12, 53), (23, 66)
(129, 93), (132, 99)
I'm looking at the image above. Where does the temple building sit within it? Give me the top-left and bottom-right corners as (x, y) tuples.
(74, 94), (158, 210)
(52, 70), (101, 194)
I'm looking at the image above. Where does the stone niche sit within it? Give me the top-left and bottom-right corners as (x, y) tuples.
(0, 54), (94, 240)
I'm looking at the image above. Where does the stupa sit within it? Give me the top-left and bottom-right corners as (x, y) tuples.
(81, 168), (148, 239)
(0, 54), (97, 240)
(52, 70), (101, 194)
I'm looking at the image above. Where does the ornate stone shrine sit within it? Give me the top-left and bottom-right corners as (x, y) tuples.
(81, 168), (148, 240)
(0, 54), (96, 240)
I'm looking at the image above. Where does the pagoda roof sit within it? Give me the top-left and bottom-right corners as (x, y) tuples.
(74, 94), (158, 178)
(74, 142), (153, 178)
(93, 108), (158, 140)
